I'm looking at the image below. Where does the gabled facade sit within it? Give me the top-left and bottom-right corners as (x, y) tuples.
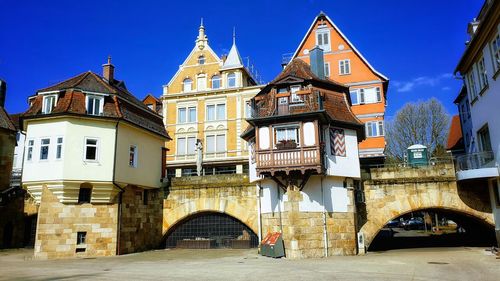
(290, 12), (388, 164)
(454, 0), (500, 247)
(243, 48), (364, 258)
(21, 59), (170, 259)
(162, 22), (262, 176)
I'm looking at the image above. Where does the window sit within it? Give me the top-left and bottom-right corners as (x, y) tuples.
(84, 138), (98, 161)
(324, 62), (330, 77)
(350, 87), (380, 105)
(245, 101), (252, 118)
(42, 95), (57, 114)
(339, 59), (351, 75)
(227, 73), (236, 88)
(77, 232), (87, 245)
(316, 27), (331, 52)
(86, 95), (103, 115)
(290, 85), (303, 103)
(129, 145), (137, 167)
(26, 139), (34, 161)
(275, 126), (299, 144)
(197, 74), (206, 91)
(491, 33), (500, 72)
(147, 104), (153, 110)
(206, 134), (226, 154)
(478, 125), (492, 152)
(78, 188), (91, 204)
(206, 103), (226, 121)
(365, 121), (384, 137)
(56, 137), (63, 159)
(183, 78), (193, 92)
(211, 75), (221, 89)
(477, 57), (488, 91)
(467, 71), (478, 101)
(198, 55), (205, 65)
(178, 107), (196, 123)
(177, 136), (196, 155)
(143, 190), (149, 205)
(40, 138), (50, 160)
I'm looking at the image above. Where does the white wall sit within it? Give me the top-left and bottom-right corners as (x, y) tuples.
(114, 122), (165, 188)
(12, 131), (25, 170)
(259, 175), (351, 214)
(22, 117), (116, 183)
(323, 127), (361, 179)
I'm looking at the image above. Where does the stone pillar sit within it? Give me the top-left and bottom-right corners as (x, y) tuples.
(283, 186), (302, 259)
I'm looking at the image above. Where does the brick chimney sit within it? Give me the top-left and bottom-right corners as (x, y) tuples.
(0, 79), (6, 108)
(310, 46), (325, 79)
(102, 56), (114, 83)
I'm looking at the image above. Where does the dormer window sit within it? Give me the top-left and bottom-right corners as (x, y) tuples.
(183, 78), (193, 92)
(86, 95), (104, 116)
(42, 95), (57, 114)
(316, 27), (331, 52)
(198, 55), (205, 65)
(227, 73), (236, 88)
(290, 85), (303, 103)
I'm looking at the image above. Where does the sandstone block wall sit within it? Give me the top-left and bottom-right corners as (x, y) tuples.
(0, 131), (15, 190)
(34, 186), (118, 259)
(261, 188), (356, 259)
(119, 186), (163, 254)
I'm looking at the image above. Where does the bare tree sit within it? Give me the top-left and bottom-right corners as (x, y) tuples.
(386, 98), (450, 160)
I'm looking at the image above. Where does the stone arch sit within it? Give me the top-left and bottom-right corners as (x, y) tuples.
(162, 197), (258, 237)
(360, 198), (494, 250)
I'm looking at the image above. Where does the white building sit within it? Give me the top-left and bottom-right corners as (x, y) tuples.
(454, 0), (500, 246)
(242, 47), (365, 258)
(20, 58), (171, 259)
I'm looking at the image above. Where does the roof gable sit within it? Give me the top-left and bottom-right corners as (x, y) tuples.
(292, 12), (388, 81)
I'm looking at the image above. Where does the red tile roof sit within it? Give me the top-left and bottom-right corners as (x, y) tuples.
(22, 71), (170, 139)
(446, 115), (463, 150)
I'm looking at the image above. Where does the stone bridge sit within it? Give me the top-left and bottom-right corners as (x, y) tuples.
(162, 174), (259, 239)
(358, 162), (494, 250)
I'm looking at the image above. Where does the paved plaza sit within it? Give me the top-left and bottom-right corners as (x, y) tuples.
(1, 247), (499, 280)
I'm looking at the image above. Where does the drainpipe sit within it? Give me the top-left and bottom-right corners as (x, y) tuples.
(257, 183), (262, 242)
(320, 175), (328, 257)
(112, 120), (125, 255)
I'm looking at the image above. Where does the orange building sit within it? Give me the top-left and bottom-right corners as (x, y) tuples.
(291, 12), (389, 164)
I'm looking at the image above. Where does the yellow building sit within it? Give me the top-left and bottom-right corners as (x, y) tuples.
(162, 22), (262, 176)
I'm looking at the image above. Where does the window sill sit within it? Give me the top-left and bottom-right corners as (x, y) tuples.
(493, 68), (500, 80)
(470, 96), (479, 106)
(339, 73), (351, 76)
(478, 85), (489, 96)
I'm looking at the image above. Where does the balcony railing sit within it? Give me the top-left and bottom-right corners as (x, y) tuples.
(455, 151), (497, 172)
(255, 145), (322, 175)
(251, 89), (323, 119)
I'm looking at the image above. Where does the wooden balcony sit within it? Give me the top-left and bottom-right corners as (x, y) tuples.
(255, 145), (322, 176)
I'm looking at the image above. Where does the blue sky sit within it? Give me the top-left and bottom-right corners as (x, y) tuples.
(0, 0), (482, 118)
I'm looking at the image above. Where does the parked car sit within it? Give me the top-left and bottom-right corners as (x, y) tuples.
(402, 217), (425, 230)
(385, 219), (401, 228)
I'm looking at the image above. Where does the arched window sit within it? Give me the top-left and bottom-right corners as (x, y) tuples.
(211, 75), (221, 89)
(183, 78), (192, 92)
(227, 73), (236, 88)
(198, 55), (205, 65)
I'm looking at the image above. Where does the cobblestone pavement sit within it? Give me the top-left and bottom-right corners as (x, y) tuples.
(1, 247), (499, 280)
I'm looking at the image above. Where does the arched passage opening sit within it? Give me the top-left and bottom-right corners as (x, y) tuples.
(163, 212), (259, 249)
(368, 208), (496, 252)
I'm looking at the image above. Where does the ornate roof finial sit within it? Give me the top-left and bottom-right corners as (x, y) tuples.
(232, 26), (236, 45)
(200, 17), (204, 27)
